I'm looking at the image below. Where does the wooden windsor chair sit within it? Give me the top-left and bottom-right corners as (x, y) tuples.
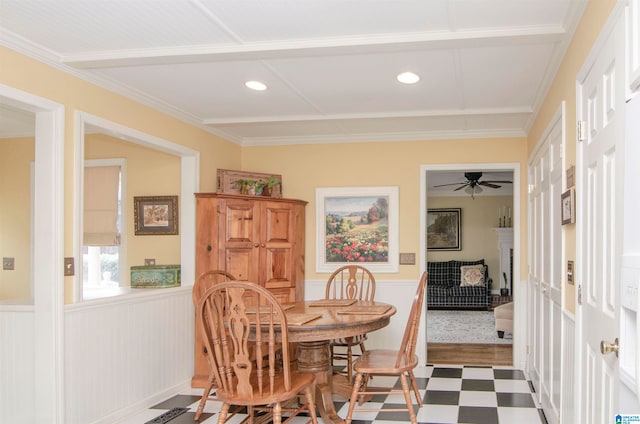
(195, 281), (318, 424)
(325, 265), (376, 381)
(192, 270), (236, 420)
(345, 271), (428, 424)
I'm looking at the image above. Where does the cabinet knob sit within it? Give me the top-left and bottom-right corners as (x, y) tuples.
(207, 245), (212, 252)
(254, 243), (259, 248)
(261, 243), (265, 248)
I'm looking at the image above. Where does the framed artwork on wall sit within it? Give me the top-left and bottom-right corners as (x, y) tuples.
(315, 186), (399, 273)
(427, 208), (462, 251)
(561, 189), (575, 225)
(134, 195), (179, 235)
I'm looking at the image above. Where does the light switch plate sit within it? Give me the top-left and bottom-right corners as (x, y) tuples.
(64, 257), (75, 276)
(567, 260), (574, 284)
(399, 252), (416, 265)
(3, 257), (15, 270)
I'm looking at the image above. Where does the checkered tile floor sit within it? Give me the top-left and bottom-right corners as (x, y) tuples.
(119, 365), (547, 424)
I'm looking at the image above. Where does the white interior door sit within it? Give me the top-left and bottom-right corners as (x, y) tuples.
(528, 106), (564, 424)
(576, 15), (625, 424)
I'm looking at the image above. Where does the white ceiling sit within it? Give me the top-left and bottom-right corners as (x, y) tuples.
(0, 0), (587, 145)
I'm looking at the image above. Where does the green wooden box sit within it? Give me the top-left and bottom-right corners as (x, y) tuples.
(131, 265), (181, 288)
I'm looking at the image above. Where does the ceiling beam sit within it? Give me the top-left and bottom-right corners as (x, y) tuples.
(62, 27), (565, 69)
(203, 107), (532, 125)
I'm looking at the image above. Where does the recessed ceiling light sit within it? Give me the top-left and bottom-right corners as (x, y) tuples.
(245, 80), (268, 91)
(396, 72), (420, 84)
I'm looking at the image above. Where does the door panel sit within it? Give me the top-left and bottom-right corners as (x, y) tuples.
(528, 107), (563, 423)
(220, 200), (260, 282)
(262, 202), (296, 288)
(577, 16), (623, 424)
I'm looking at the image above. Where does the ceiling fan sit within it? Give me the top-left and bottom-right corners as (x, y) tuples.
(433, 172), (513, 198)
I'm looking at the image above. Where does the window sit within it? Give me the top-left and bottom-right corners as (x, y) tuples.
(83, 160), (125, 292)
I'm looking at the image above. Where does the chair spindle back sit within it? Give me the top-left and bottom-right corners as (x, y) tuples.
(325, 265), (376, 301)
(395, 271), (428, 368)
(197, 281), (291, 399)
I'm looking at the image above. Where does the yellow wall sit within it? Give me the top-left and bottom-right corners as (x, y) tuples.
(242, 138), (527, 281)
(0, 137), (33, 300)
(1, 0), (616, 306)
(0, 46), (242, 303)
(85, 134), (181, 280)
(527, 0), (618, 313)
(427, 196), (513, 291)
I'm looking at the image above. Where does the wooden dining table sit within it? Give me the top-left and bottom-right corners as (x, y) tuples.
(281, 299), (397, 424)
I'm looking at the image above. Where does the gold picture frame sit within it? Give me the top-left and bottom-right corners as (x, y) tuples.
(134, 195), (179, 235)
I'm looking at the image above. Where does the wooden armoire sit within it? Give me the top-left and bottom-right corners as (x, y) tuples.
(192, 192), (307, 387)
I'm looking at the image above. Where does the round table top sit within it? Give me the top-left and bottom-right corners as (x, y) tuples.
(283, 300), (397, 343)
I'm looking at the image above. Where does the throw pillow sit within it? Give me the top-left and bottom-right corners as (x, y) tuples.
(460, 265), (485, 287)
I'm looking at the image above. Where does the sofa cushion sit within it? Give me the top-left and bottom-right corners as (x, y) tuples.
(460, 264), (485, 286)
(427, 261), (450, 286)
(451, 260), (484, 286)
(427, 286), (453, 297)
(446, 285), (488, 297)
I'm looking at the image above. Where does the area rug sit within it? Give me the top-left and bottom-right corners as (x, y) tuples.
(427, 310), (512, 344)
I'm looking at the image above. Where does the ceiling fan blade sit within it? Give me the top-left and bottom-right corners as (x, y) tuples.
(454, 184), (470, 191)
(433, 182), (467, 188)
(482, 180), (513, 184)
(479, 182), (501, 189)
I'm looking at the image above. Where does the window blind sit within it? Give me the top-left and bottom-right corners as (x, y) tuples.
(84, 166), (120, 246)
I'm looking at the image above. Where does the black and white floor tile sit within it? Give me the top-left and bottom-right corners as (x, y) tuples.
(119, 365), (547, 424)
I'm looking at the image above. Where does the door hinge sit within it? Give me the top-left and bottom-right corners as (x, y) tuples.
(577, 121), (587, 142)
(578, 284), (583, 305)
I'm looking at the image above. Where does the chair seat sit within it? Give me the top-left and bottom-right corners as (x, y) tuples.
(216, 371), (316, 406)
(354, 350), (419, 374)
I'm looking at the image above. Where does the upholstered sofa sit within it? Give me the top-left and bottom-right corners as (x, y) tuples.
(427, 259), (491, 310)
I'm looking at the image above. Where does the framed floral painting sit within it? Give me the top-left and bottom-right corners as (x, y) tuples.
(316, 186), (398, 273)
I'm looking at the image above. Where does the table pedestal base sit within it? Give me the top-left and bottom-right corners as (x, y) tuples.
(298, 340), (345, 424)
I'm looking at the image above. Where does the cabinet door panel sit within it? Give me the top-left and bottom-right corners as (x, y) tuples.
(220, 200), (260, 282)
(263, 204), (293, 243)
(262, 202), (296, 287)
(224, 247), (259, 282)
(223, 202), (258, 243)
(268, 287), (296, 304)
(264, 247), (292, 287)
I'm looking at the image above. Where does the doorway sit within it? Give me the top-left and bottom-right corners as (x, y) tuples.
(421, 163), (522, 367)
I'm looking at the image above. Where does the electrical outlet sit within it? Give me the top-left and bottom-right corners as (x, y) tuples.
(3, 257), (15, 270)
(144, 258), (156, 266)
(64, 257), (75, 276)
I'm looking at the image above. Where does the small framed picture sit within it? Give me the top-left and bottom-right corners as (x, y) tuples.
(134, 195), (179, 235)
(561, 189), (575, 225)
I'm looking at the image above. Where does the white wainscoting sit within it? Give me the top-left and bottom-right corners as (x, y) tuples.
(305, 278), (427, 365)
(0, 305), (35, 424)
(64, 287), (193, 424)
(560, 311), (575, 424)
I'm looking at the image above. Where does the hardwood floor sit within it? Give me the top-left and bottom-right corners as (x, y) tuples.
(427, 343), (513, 366)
